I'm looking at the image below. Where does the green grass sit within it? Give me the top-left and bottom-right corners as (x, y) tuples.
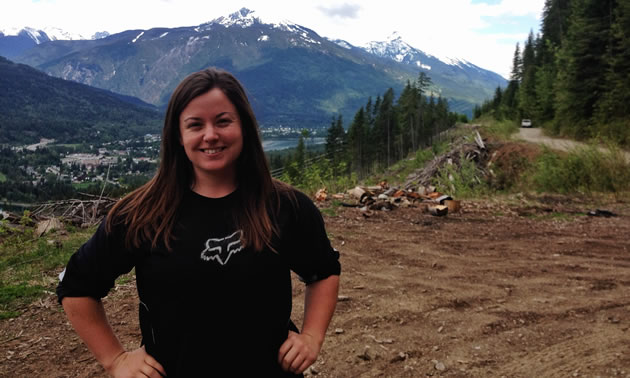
(474, 117), (630, 198)
(532, 144), (630, 195)
(0, 172), (6, 183)
(434, 151), (489, 198)
(319, 207), (338, 217)
(479, 116), (519, 139)
(0, 223), (94, 319)
(524, 211), (581, 222)
(0, 284), (45, 319)
(115, 272), (136, 286)
(368, 142), (447, 188)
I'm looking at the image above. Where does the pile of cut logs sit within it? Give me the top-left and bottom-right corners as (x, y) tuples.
(315, 182), (460, 217)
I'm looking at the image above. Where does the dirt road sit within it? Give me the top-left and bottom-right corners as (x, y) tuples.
(518, 128), (630, 162)
(1, 193), (629, 377)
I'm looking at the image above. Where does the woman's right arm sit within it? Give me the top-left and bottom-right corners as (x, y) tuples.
(62, 296), (166, 377)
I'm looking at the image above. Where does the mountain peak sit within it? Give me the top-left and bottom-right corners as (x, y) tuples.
(386, 31), (403, 42)
(42, 26), (86, 41)
(91, 31), (110, 40)
(0, 26), (104, 42)
(364, 33), (415, 63)
(207, 7), (261, 28)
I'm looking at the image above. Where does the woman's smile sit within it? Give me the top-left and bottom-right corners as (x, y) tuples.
(179, 88), (244, 186)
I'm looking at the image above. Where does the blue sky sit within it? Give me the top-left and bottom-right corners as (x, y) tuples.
(1, 0), (544, 79)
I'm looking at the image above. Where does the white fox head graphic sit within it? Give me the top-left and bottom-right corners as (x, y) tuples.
(200, 230), (244, 265)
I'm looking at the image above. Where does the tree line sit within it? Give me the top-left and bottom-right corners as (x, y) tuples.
(475, 0), (630, 146)
(273, 72), (463, 187)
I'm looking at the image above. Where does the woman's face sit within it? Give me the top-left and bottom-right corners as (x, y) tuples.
(179, 88), (244, 186)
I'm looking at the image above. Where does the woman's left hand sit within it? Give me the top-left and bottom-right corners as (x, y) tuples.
(278, 330), (321, 374)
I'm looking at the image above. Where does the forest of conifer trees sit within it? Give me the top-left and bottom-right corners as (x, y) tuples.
(475, 0), (630, 146)
(273, 72), (464, 187)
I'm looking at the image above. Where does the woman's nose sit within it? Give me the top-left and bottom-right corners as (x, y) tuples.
(202, 125), (219, 141)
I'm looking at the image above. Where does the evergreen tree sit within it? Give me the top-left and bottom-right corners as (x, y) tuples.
(511, 42), (524, 82)
(347, 107), (368, 176)
(416, 72), (433, 95)
(518, 30), (539, 119)
(596, 0), (630, 128)
(372, 88), (396, 167)
(492, 86), (503, 113)
(398, 81), (419, 153)
(542, 0), (572, 48)
(325, 115), (347, 175)
(554, 0), (613, 138)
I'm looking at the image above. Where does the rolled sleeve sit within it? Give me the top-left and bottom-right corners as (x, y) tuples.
(282, 190), (341, 285)
(56, 219), (135, 303)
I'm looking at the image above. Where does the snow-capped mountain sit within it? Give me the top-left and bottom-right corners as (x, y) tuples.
(4, 8), (505, 121)
(196, 8), (323, 47)
(204, 7), (260, 28)
(359, 32), (506, 107)
(0, 26), (109, 59)
(362, 32), (504, 81)
(0, 27), (49, 43)
(0, 26), (108, 41)
(0, 27), (50, 59)
(41, 27), (86, 41)
(363, 32), (431, 67)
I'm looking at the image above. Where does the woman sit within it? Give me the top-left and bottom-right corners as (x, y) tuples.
(57, 68), (341, 377)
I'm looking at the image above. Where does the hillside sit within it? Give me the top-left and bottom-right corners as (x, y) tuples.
(0, 57), (162, 144)
(8, 8), (505, 126)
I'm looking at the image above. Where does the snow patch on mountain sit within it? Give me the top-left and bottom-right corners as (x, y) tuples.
(258, 35), (269, 42)
(416, 61), (431, 70)
(132, 31), (144, 43)
(187, 36), (200, 46)
(0, 26), (106, 41)
(0, 27), (45, 42)
(442, 56), (481, 71)
(92, 31), (110, 40)
(364, 31), (483, 72)
(1, 27), (50, 44)
(42, 27), (86, 41)
(273, 22), (321, 45)
(363, 32), (414, 59)
(330, 39), (353, 50)
(208, 7), (260, 28)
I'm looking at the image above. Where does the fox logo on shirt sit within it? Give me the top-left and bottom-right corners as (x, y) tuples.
(200, 230), (244, 265)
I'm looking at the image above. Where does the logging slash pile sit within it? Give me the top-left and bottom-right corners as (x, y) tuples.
(315, 130), (491, 217)
(1, 194), (116, 238)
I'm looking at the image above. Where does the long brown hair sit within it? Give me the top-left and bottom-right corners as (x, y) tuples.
(106, 67), (282, 251)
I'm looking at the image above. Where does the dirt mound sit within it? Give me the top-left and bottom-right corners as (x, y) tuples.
(487, 142), (541, 190)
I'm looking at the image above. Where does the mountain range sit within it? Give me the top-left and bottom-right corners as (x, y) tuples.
(1, 8), (505, 132)
(0, 56), (161, 144)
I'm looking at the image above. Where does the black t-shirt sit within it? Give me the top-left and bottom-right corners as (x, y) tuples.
(57, 187), (341, 377)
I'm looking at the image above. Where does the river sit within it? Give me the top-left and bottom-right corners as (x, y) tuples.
(262, 137), (325, 151)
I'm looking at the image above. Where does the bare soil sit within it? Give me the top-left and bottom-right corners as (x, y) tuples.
(517, 128), (630, 162)
(1, 193), (629, 377)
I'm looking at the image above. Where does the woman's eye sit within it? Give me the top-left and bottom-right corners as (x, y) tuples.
(217, 118), (231, 127)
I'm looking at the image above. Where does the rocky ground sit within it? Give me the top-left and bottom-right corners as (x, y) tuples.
(1, 192), (629, 377)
